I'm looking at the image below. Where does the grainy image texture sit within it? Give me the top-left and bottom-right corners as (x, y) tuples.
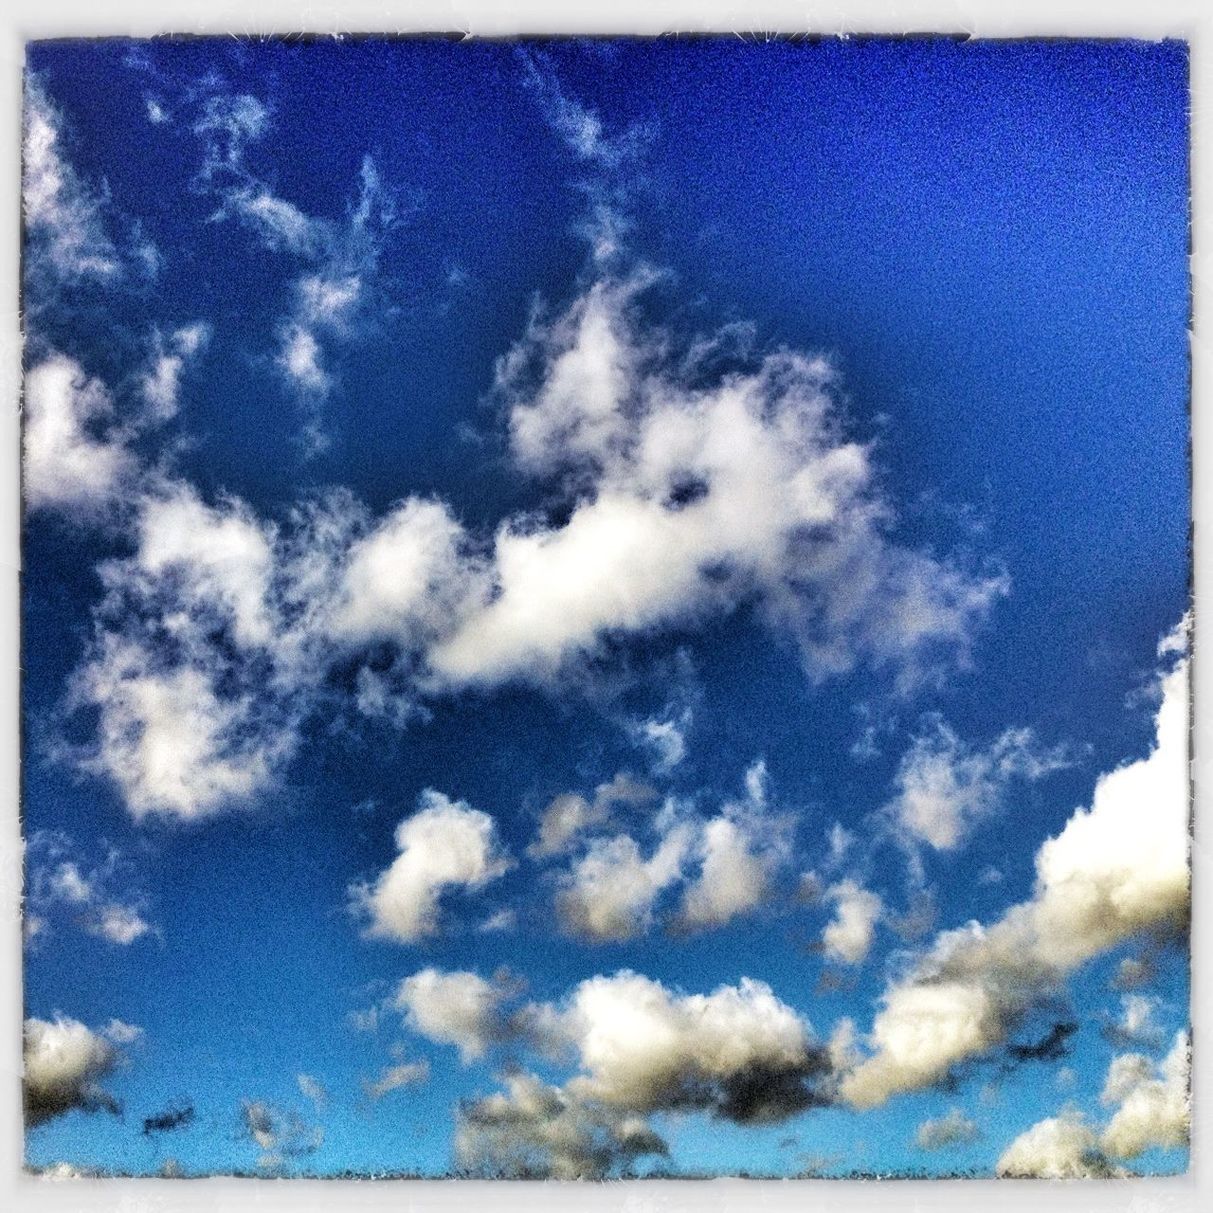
(19, 35), (1191, 1180)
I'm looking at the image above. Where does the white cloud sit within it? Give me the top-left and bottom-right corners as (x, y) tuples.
(240, 1099), (323, 1169)
(556, 825), (693, 942)
(914, 1107), (980, 1151)
(546, 970), (829, 1124)
(46, 142), (1007, 822)
(23, 355), (136, 513)
(527, 773), (654, 860)
(26, 834), (156, 946)
(140, 322), (210, 419)
(74, 634), (289, 821)
(23, 1015), (131, 1126)
(821, 879), (884, 966)
(393, 967), (516, 1062)
(23, 78), (124, 285)
(636, 715), (688, 772)
(1105, 993), (1163, 1049)
(88, 904), (153, 946)
(428, 270), (1004, 690)
(996, 1112), (1119, 1178)
(456, 1071), (666, 1179)
(1100, 1031), (1189, 1159)
(839, 644), (1189, 1109)
(352, 792), (512, 943)
(362, 1058), (429, 1100)
(887, 719), (1070, 851)
(678, 762), (787, 931)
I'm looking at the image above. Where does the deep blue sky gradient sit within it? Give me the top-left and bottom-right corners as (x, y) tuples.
(22, 36), (1189, 1178)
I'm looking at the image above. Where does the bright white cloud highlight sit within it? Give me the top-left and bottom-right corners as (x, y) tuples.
(840, 644), (1188, 1108)
(353, 792), (512, 943)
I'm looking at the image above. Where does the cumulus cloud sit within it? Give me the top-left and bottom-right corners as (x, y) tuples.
(677, 761), (789, 931)
(456, 1077), (655, 1179)
(550, 971), (829, 1122)
(23, 355), (137, 514)
(545, 762), (789, 941)
(528, 773), (655, 860)
(839, 642), (1188, 1108)
(393, 968), (519, 1063)
(887, 719), (1070, 851)
(456, 1071), (667, 1179)
(429, 270), (1005, 691)
(140, 322), (210, 419)
(24, 1015), (136, 1127)
(351, 792), (512, 943)
(821, 879), (884, 966)
(1103, 994), (1163, 1049)
(556, 824), (693, 942)
(914, 1107), (981, 1151)
(1100, 1031), (1189, 1159)
(453, 967), (829, 1177)
(996, 1112), (1119, 1178)
(46, 86), (1005, 823)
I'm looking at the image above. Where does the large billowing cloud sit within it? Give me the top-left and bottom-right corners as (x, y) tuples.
(429, 272), (1006, 690)
(449, 967), (831, 1177)
(32, 106), (1003, 821)
(840, 643), (1189, 1109)
(23, 1016), (139, 1127)
(351, 792), (512, 943)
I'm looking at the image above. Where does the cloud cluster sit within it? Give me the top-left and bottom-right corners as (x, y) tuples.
(840, 647), (1188, 1108)
(240, 1099), (324, 1170)
(27, 88), (1004, 824)
(995, 1031), (1189, 1177)
(24, 1016), (139, 1128)
(456, 1071), (667, 1179)
(351, 791), (512, 943)
(450, 968), (831, 1177)
(25, 832), (155, 946)
(886, 718), (1070, 852)
(547, 761), (790, 942)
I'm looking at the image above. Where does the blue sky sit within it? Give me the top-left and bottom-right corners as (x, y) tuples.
(20, 36), (1190, 1179)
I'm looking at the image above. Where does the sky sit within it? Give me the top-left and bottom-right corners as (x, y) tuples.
(19, 36), (1191, 1180)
